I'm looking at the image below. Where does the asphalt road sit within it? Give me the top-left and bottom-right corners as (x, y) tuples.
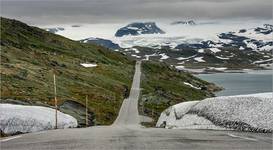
(1, 61), (272, 150)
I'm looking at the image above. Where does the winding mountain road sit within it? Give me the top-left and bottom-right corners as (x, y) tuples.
(1, 61), (272, 150)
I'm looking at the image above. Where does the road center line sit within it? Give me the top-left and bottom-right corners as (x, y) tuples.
(227, 133), (258, 141)
(0, 135), (22, 142)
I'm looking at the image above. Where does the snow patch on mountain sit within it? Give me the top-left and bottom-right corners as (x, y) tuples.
(183, 82), (201, 89)
(175, 65), (185, 70)
(234, 24), (273, 42)
(209, 48), (221, 53)
(131, 54), (141, 58)
(80, 63), (97, 68)
(177, 55), (197, 61)
(194, 57), (206, 62)
(144, 53), (157, 61)
(198, 49), (205, 53)
(216, 56), (230, 60)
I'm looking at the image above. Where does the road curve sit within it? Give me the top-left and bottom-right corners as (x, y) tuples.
(1, 61), (272, 150)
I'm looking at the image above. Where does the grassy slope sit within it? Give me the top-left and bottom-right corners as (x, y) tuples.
(140, 61), (220, 126)
(0, 17), (135, 125)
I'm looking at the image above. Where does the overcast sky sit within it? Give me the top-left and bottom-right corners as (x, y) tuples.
(1, 0), (272, 25)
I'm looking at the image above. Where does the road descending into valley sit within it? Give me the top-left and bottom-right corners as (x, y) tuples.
(1, 61), (272, 150)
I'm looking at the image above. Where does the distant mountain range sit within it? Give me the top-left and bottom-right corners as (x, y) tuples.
(115, 22), (165, 37)
(43, 21), (273, 71)
(171, 20), (196, 25)
(176, 24), (273, 51)
(113, 24), (273, 70)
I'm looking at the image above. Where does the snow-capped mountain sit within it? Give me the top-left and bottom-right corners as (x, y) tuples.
(80, 37), (120, 49)
(171, 20), (196, 25)
(113, 24), (273, 71)
(43, 22), (273, 71)
(175, 24), (273, 52)
(115, 22), (165, 37)
(45, 27), (65, 33)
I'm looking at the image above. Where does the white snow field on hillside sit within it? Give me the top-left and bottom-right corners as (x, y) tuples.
(156, 93), (273, 133)
(0, 104), (78, 135)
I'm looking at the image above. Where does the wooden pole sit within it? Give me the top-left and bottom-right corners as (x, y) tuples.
(152, 107), (154, 118)
(86, 95), (88, 127)
(142, 101), (144, 122)
(53, 74), (58, 129)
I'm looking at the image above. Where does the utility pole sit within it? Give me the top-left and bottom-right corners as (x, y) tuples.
(86, 95), (88, 127)
(53, 74), (58, 129)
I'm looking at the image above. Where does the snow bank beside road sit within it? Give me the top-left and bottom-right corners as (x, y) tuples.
(157, 101), (199, 128)
(156, 93), (273, 132)
(0, 104), (78, 135)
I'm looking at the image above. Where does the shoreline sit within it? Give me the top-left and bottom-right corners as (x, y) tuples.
(189, 68), (272, 75)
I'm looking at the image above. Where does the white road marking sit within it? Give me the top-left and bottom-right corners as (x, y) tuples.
(227, 133), (258, 141)
(0, 135), (22, 142)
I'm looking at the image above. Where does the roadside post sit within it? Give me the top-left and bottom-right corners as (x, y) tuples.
(79, 62), (98, 127)
(86, 95), (88, 127)
(53, 74), (58, 129)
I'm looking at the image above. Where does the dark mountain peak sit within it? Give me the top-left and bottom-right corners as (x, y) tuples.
(80, 37), (120, 49)
(115, 22), (165, 37)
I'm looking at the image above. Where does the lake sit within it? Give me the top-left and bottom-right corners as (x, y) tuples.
(196, 70), (272, 96)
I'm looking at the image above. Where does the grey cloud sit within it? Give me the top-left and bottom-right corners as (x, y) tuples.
(1, 0), (272, 25)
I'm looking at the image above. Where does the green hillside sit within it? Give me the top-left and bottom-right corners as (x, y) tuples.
(0, 17), (135, 125)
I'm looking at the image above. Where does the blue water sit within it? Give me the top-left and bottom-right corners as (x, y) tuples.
(197, 70), (272, 96)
